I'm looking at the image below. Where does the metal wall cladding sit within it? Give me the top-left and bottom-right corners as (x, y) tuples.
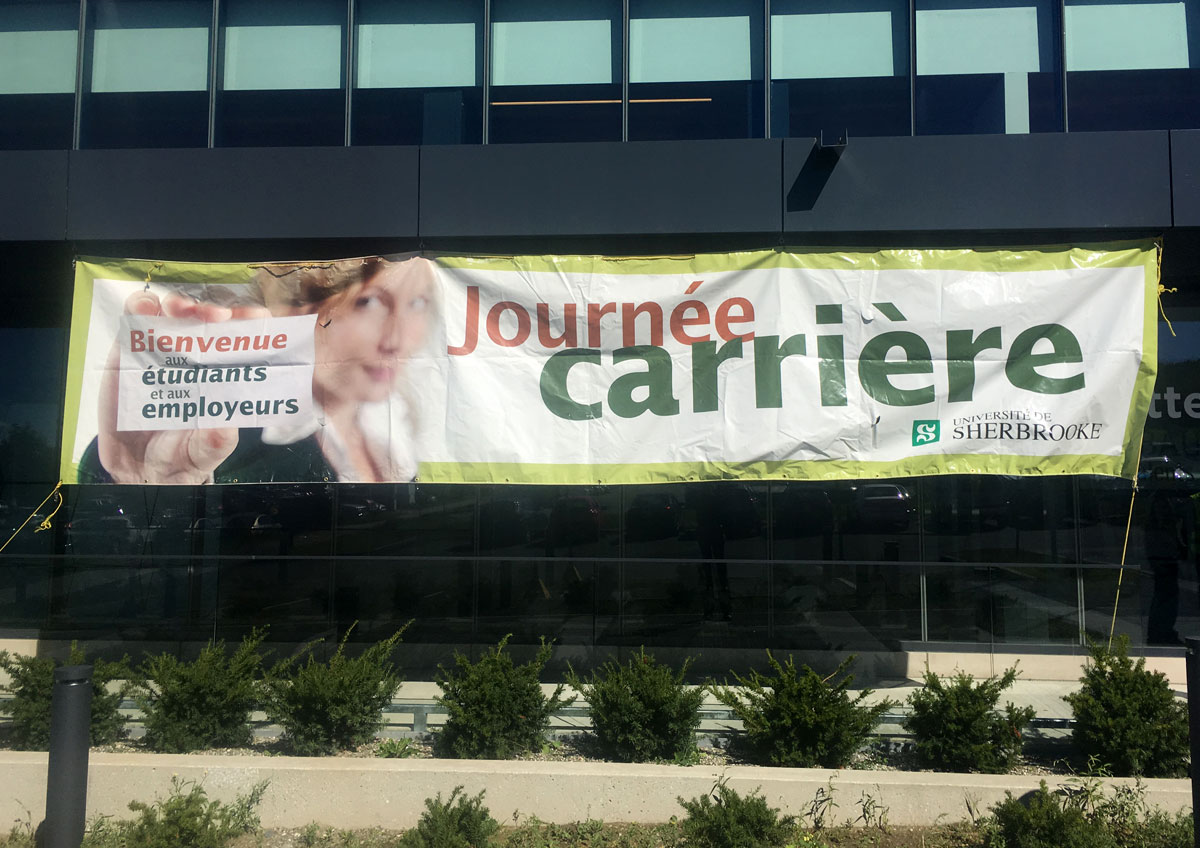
(65, 146), (420, 241)
(0, 131), (1184, 242)
(783, 131), (1172, 233)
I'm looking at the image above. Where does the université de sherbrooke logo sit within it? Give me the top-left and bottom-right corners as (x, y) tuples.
(912, 420), (940, 446)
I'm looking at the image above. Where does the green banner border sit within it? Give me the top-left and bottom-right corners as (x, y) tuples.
(417, 454), (1130, 485)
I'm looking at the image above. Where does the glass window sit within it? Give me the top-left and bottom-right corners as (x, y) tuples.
(921, 476), (1076, 563)
(770, 0), (910, 139)
(0, 1), (78, 149)
(915, 1), (1063, 135)
(1065, 0), (1200, 130)
(488, 0), (621, 144)
(0, 327), (64, 486)
(629, 0), (764, 141)
(1142, 318), (1200, 473)
(81, 0), (211, 148)
(336, 483), (478, 556)
(0, 6), (76, 94)
(595, 559), (770, 649)
(353, 0), (483, 145)
(773, 561), (922, 649)
(216, 0), (347, 147)
(225, 25), (341, 90)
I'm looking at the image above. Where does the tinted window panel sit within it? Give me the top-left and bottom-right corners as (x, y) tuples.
(629, 0), (764, 140)
(216, 0), (346, 147)
(770, 0), (910, 138)
(489, 0), (621, 143)
(81, 0), (211, 148)
(0, 2), (78, 148)
(915, 2), (1063, 135)
(353, 0), (483, 145)
(1065, 0), (1200, 130)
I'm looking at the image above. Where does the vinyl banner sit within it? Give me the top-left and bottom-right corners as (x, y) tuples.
(62, 245), (1159, 485)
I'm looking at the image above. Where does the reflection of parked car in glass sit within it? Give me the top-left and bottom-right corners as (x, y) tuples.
(546, 496), (601, 548)
(624, 492), (682, 542)
(1139, 453), (1193, 482)
(853, 483), (913, 530)
(64, 515), (140, 554)
(250, 513), (282, 535)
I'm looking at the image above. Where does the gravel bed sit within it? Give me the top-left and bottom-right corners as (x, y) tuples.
(83, 734), (1065, 774)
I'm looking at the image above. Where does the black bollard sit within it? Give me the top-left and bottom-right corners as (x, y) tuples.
(1186, 639), (1200, 848)
(42, 664), (93, 848)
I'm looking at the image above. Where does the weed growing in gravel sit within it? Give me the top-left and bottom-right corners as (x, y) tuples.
(377, 737), (417, 758)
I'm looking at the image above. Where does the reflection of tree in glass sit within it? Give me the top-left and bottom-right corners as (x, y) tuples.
(0, 423), (54, 487)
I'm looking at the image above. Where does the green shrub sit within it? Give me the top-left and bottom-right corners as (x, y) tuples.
(83, 777), (266, 848)
(434, 635), (573, 759)
(262, 624), (408, 756)
(1063, 636), (1189, 777)
(0, 643), (129, 750)
(398, 786), (498, 848)
(983, 782), (1117, 848)
(677, 778), (795, 848)
(905, 665), (1036, 773)
(982, 777), (1193, 848)
(565, 647), (704, 763)
(133, 629), (268, 753)
(712, 652), (892, 768)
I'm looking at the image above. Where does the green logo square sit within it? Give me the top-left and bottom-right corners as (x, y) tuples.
(912, 420), (940, 446)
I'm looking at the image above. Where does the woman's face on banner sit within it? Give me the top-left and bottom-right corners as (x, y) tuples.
(313, 258), (434, 406)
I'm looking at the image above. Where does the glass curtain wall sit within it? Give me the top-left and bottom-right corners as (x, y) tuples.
(769, 0), (912, 139)
(80, 0), (212, 148)
(488, 0), (622, 143)
(352, 0), (484, 145)
(216, 0), (347, 146)
(914, 0), (1063, 134)
(30, 472), (1188, 657)
(11, 1), (1200, 147)
(0, 1), (79, 149)
(1066, 0), (1200, 130)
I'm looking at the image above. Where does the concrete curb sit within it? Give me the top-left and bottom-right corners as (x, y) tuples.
(2, 752), (1190, 830)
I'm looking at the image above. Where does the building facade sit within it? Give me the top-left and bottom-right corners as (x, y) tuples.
(2, 0), (1199, 677)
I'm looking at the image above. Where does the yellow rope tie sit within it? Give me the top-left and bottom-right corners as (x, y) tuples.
(1158, 283), (1177, 337)
(35, 487), (63, 532)
(0, 481), (63, 554)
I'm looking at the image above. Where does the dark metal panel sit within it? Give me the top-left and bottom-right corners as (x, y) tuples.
(1171, 130), (1200, 227)
(67, 147), (420, 240)
(419, 139), (782, 238)
(0, 151), (70, 241)
(784, 132), (1171, 232)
